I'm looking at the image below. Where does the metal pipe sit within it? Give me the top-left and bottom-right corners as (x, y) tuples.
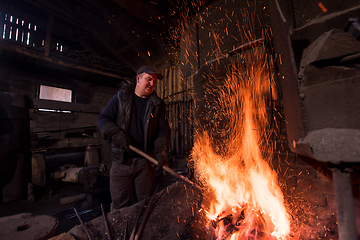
(134, 185), (159, 240)
(332, 167), (357, 240)
(123, 220), (127, 240)
(73, 207), (92, 240)
(101, 203), (112, 240)
(129, 188), (152, 240)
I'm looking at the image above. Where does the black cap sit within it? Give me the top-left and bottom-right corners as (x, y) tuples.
(137, 66), (163, 80)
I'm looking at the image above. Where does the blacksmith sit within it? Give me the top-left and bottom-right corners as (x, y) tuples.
(98, 66), (170, 210)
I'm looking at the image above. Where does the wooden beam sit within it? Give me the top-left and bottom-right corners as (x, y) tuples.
(33, 99), (98, 113)
(0, 40), (129, 82)
(0, 2), (78, 43)
(89, 29), (137, 72)
(148, 27), (174, 67)
(74, 0), (154, 67)
(30, 98), (102, 113)
(108, 0), (173, 30)
(25, 0), (138, 72)
(23, 0), (88, 29)
(31, 137), (101, 151)
(44, 13), (54, 57)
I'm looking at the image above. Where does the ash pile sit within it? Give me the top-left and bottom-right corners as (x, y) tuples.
(68, 181), (212, 240)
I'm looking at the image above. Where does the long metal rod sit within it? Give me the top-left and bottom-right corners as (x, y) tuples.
(129, 188), (152, 240)
(134, 185), (159, 240)
(101, 203), (112, 240)
(73, 207), (92, 240)
(123, 220), (127, 240)
(129, 145), (202, 192)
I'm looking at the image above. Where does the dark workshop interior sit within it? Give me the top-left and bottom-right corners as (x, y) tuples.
(1, 0), (360, 239)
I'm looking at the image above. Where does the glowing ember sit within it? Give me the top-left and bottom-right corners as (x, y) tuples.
(190, 44), (290, 239)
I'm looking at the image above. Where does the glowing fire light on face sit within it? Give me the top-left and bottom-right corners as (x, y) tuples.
(191, 43), (290, 239)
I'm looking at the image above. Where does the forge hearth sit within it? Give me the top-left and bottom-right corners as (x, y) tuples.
(68, 182), (211, 240)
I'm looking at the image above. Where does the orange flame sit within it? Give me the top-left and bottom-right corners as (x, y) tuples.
(191, 45), (290, 239)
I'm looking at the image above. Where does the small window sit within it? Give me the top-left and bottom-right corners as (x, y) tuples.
(39, 85), (72, 113)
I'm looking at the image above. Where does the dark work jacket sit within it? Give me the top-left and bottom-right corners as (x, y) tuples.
(98, 83), (170, 163)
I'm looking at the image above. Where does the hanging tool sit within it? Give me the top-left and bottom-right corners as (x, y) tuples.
(129, 145), (202, 193)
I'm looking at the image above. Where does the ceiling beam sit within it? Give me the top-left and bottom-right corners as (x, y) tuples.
(0, 2), (78, 43)
(74, 0), (154, 67)
(108, 0), (174, 30)
(0, 40), (131, 81)
(23, 0), (137, 72)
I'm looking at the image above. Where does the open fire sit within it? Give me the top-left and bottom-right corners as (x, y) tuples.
(190, 40), (290, 239)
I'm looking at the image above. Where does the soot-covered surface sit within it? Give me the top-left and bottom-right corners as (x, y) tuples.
(68, 181), (211, 240)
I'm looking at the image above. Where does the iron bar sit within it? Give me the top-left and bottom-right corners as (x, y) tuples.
(129, 145), (202, 193)
(73, 207), (92, 240)
(134, 185), (159, 240)
(129, 189), (151, 240)
(101, 203), (112, 240)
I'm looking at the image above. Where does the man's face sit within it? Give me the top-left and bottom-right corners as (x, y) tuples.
(135, 72), (157, 98)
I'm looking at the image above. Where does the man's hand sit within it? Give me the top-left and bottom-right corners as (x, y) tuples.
(155, 151), (169, 170)
(111, 131), (131, 152)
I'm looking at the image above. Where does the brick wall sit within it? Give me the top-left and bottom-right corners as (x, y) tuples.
(273, 141), (338, 238)
(183, 0), (360, 238)
(271, 101), (360, 239)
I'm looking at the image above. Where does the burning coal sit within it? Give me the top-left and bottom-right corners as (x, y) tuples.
(190, 42), (290, 239)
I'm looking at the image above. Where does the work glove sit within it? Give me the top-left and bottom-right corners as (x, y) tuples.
(155, 151), (169, 170)
(111, 131), (131, 152)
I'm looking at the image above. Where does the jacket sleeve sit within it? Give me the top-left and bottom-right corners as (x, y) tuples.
(97, 94), (121, 140)
(154, 102), (171, 154)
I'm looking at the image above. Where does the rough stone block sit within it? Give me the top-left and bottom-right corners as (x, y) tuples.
(296, 166), (317, 180)
(276, 152), (298, 166)
(316, 170), (332, 183)
(303, 192), (327, 206)
(309, 179), (334, 195)
(315, 206), (336, 220)
(297, 177), (313, 192)
(278, 165), (297, 179)
(326, 194), (337, 209)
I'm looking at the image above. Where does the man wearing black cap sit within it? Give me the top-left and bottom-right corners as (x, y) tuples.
(98, 65), (170, 210)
